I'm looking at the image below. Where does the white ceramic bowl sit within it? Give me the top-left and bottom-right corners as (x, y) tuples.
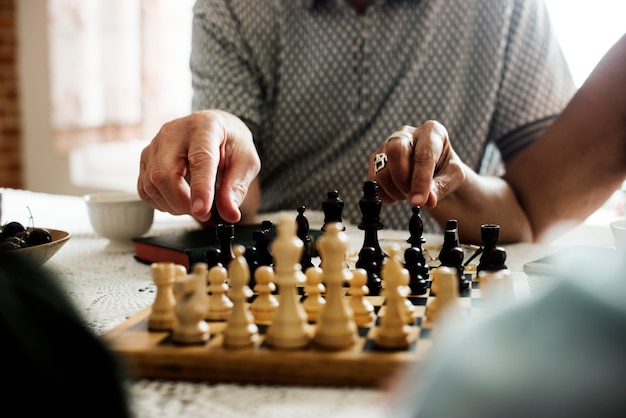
(84, 192), (154, 252)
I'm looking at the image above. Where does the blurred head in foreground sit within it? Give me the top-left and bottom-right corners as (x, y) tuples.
(389, 247), (626, 417)
(0, 255), (131, 417)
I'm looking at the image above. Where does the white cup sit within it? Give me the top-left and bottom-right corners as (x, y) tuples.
(609, 219), (626, 251)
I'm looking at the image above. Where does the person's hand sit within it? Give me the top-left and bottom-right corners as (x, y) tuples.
(368, 120), (465, 208)
(137, 110), (261, 224)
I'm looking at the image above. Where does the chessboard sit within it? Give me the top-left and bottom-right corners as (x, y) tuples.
(103, 208), (530, 388)
(103, 182), (528, 387)
(103, 272), (529, 387)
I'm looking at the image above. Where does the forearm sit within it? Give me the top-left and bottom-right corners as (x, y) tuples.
(504, 33), (626, 243)
(426, 167), (533, 244)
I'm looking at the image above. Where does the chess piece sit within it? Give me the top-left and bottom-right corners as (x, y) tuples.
(253, 221), (274, 268)
(250, 265), (279, 323)
(243, 244), (259, 289)
(348, 268), (375, 327)
(266, 216), (311, 349)
(321, 190), (344, 232)
(216, 223), (235, 268)
(172, 263), (210, 344)
(426, 266), (461, 324)
(206, 264), (233, 321)
(223, 245), (259, 348)
(404, 246), (428, 295)
(148, 262), (178, 331)
(477, 223), (502, 274)
(314, 222), (358, 349)
(439, 245), (469, 293)
(355, 245), (383, 296)
(374, 245), (412, 349)
(296, 205), (315, 272)
(357, 181), (385, 275)
(479, 268), (515, 310)
(438, 224), (459, 262)
(302, 266), (326, 323)
(406, 206), (429, 279)
(204, 247), (223, 270)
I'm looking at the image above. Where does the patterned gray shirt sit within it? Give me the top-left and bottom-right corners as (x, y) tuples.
(191, 0), (575, 232)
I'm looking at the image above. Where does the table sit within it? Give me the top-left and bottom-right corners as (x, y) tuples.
(0, 188), (619, 417)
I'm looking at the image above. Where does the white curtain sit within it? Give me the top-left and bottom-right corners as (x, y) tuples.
(48, 0), (193, 153)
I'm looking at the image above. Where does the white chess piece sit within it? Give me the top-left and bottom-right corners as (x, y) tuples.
(314, 222), (358, 349)
(148, 262), (178, 331)
(172, 263), (210, 344)
(348, 268), (375, 327)
(250, 265), (279, 323)
(374, 245), (412, 349)
(223, 245), (259, 347)
(206, 264), (233, 321)
(302, 266), (326, 323)
(265, 216), (312, 349)
(426, 266), (460, 324)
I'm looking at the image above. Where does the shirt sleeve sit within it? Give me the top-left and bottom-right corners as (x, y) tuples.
(490, 0), (577, 160)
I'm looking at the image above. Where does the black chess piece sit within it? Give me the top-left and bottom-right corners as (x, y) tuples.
(439, 245), (469, 293)
(404, 246), (428, 295)
(204, 247), (223, 269)
(296, 205), (315, 272)
(407, 206), (429, 279)
(355, 246), (382, 296)
(244, 245), (259, 289)
(356, 181), (385, 275)
(477, 224), (501, 274)
(321, 190), (345, 231)
(253, 221), (274, 268)
(438, 220), (459, 262)
(480, 247), (508, 272)
(216, 223), (235, 268)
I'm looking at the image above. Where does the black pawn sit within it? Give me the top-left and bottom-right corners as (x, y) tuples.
(321, 190), (345, 231)
(216, 223), (235, 268)
(439, 245), (469, 293)
(357, 180), (385, 275)
(407, 206), (428, 279)
(438, 219), (459, 262)
(404, 246), (428, 295)
(244, 245), (259, 289)
(253, 221), (274, 268)
(204, 247), (223, 270)
(296, 205), (314, 272)
(355, 246), (382, 296)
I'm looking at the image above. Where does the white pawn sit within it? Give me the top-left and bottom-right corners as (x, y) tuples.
(426, 266), (460, 324)
(223, 245), (259, 348)
(206, 265), (233, 321)
(250, 266), (279, 323)
(314, 222), (358, 350)
(478, 268), (514, 311)
(266, 216), (312, 349)
(148, 262), (178, 331)
(302, 266), (326, 323)
(374, 245), (412, 349)
(348, 268), (375, 327)
(172, 263), (210, 344)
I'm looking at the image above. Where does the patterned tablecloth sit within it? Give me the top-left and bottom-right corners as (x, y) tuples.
(0, 188), (615, 417)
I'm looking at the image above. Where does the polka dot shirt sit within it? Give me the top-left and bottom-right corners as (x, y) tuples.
(191, 0), (575, 233)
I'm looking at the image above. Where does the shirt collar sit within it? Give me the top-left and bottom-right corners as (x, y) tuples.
(304, 0), (408, 10)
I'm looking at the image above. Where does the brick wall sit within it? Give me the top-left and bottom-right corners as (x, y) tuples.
(0, 0), (22, 189)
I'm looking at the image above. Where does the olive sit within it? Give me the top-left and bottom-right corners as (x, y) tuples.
(27, 228), (52, 246)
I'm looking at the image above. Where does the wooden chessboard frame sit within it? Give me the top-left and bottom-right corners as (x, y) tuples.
(102, 271), (530, 387)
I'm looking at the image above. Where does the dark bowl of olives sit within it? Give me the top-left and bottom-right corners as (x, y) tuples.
(0, 221), (71, 266)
